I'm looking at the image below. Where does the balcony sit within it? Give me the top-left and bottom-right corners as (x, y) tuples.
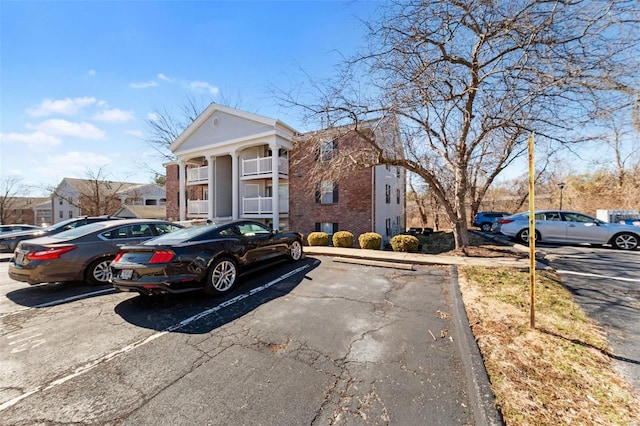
(188, 198), (289, 216)
(243, 197), (289, 215)
(186, 167), (208, 184)
(186, 157), (288, 185)
(241, 156), (288, 177)
(187, 200), (208, 215)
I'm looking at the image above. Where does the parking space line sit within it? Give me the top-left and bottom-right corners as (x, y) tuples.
(556, 269), (640, 283)
(0, 263), (311, 412)
(0, 288), (118, 320)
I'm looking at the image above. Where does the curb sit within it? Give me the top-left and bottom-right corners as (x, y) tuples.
(450, 265), (505, 426)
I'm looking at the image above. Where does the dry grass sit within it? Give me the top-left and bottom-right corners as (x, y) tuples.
(459, 267), (640, 425)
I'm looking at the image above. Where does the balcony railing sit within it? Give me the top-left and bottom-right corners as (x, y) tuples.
(187, 200), (208, 215)
(187, 198), (289, 216)
(187, 167), (208, 184)
(186, 157), (288, 185)
(241, 157), (288, 177)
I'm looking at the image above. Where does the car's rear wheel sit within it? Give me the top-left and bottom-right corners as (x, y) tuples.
(204, 257), (238, 295)
(289, 240), (303, 261)
(481, 223), (492, 232)
(86, 257), (114, 286)
(516, 229), (540, 244)
(612, 233), (639, 250)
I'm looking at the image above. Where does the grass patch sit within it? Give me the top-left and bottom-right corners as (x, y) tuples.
(459, 267), (640, 425)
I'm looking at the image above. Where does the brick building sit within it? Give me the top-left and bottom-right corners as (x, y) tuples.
(288, 129), (406, 242)
(164, 103), (405, 245)
(1, 197), (52, 226)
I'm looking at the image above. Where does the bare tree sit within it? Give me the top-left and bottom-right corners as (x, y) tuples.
(279, 0), (640, 248)
(0, 175), (24, 224)
(49, 167), (130, 216)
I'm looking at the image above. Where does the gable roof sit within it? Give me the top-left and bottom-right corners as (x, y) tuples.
(58, 178), (164, 197)
(113, 205), (167, 219)
(169, 102), (298, 153)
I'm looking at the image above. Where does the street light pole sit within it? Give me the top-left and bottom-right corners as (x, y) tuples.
(558, 183), (566, 210)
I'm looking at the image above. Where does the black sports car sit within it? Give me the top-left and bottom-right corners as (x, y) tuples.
(110, 220), (304, 296)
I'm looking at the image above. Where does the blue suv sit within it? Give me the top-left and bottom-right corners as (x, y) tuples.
(472, 211), (510, 232)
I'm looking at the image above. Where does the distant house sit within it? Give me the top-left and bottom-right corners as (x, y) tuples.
(164, 103), (406, 242)
(51, 178), (166, 223)
(1, 197), (52, 226)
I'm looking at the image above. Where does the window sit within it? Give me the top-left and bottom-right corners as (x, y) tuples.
(238, 222), (271, 236)
(386, 218), (391, 237)
(315, 222), (338, 236)
(385, 185), (391, 204)
(155, 223), (182, 235)
(68, 211), (73, 218)
(396, 188), (401, 204)
(318, 139), (337, 162)
(316, 181), (339, 204)
(59, 211), (63, 219)
(59, 199), (63, 205)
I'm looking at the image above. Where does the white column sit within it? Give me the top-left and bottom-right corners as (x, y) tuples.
(231, 151), (239, 220)
(208, 156), (215, 220)
(179, 161), (186, 221)
(270, 143), (279, 230)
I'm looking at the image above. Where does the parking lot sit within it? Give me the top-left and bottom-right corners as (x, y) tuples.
(0, 256), (476, 425)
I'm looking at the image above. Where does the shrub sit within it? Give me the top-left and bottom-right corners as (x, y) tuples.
(307, 232), (330, 246)
(358, 232), (382, 250)
(390, 234), (420, 253)
(332, 231), (354, 247)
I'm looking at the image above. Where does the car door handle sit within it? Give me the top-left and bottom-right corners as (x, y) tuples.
(568, 224), (576, 227)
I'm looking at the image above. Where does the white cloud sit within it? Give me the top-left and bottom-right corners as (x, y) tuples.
(157, 73), (171, 81)
(189, 81), (219, 95)
(92, 108), (135, 122)
(0, 131), (61, 150)
(125, 129), (145, 138)
(147, 112), (160, 122)
(130, 80), (158, 89)
(32, 119), (106, 139)
(27, 97), (97, 117)
(35, 152), (112, 178)
(88, 70), (96, 76)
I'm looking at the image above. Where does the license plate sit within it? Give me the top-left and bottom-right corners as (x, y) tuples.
(120, 269), (133, 280)
(15, 252), (25, 265)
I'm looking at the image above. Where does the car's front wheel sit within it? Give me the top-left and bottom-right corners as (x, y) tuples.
(481, 223), (492, 232)
(516, 229), (540, 244)
(86, 257), (114, 285)
(204, 257), (238, 295)
(612, 233), (639, 250)
(289, 240), (303, 261)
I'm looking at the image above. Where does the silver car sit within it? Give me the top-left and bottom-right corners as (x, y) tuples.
(499, 210), (640, 250)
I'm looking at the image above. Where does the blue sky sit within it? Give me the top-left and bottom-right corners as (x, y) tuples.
(1, 0), (381, 195)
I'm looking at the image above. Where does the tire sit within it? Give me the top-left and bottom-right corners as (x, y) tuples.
(516, 229), (540, 244)
(289, 240), (303, 261)
(204, 257), (238, 295)
(86, 257), (114, 286)
(481, 223), (492, 232)
(611, 233), (639, 250)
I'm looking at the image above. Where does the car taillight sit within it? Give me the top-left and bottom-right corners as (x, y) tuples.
(27, 245), (76, 260)
(499, 219), (514, 224)
(148, 250), (175, 264)
(113, 252), (125, 263)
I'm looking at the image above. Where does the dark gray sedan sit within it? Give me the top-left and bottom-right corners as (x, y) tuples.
(8, 219), (182, 286)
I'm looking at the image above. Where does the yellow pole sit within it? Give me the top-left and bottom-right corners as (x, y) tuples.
(528, 133), (536, 329)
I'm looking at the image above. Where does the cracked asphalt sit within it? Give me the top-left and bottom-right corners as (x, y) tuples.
(0, 256), (479, 425)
